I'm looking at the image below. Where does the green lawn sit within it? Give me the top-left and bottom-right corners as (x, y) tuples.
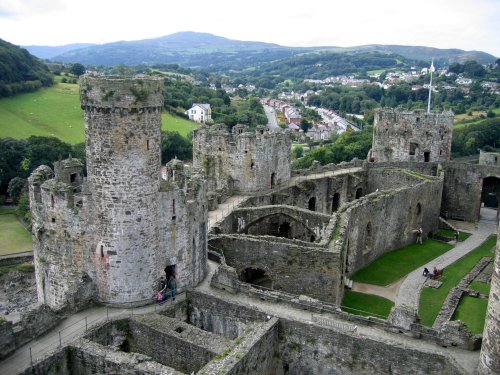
(469, 280), (491, 295)
(341, 290), (394, 319)
(452, 296), (488, 334)
(0, 214), (33, 256)
(436, 228), (471, 241)
(351, 239), (453, 286)
(0, 84), (197, 144)
(419, 235), (496, 326)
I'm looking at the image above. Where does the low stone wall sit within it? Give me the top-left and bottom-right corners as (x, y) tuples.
(0, 318), (15, 359)
(0, 254), (33, 267)
(199, 318), (280, 375)
(278, 318), (467, 375)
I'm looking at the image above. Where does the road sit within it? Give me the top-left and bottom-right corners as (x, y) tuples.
(263, 105), (280, 131)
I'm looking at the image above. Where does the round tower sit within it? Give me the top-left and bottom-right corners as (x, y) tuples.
(80, 75), (163, 306)
(478, 228), (500, 374)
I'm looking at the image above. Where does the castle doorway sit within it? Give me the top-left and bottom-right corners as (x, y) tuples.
(164, 264), (176, 279)
(240, 267), (272, 288)
(481, 177), (500, 209)
(355, 187), (363, 199)
(331, 193), (340, 213)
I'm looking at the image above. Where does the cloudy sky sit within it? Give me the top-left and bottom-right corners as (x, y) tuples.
(1, 0), (499, 56)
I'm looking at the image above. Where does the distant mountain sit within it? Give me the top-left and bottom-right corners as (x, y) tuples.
(32, 31), (496, 68)
(319, 44), (496, 65)
(24, 43), (96, 59)
(0, 38), (53, 98)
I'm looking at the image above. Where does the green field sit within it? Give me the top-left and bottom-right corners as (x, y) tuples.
(342, 290), (394, 319)
(419, 235), (496, 326)
(351, 239), (453, 286)
(0, 83), (197, 144)
(0, 213), (33, 256)
(453, 296), (488, 334)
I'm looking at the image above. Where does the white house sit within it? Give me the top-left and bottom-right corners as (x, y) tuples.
(185, 103), (212, 123)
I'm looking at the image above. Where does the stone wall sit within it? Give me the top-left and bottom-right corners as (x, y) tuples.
(371, 108), (453, 163)
(209, 235), (341, 303)
(159, 161), (208, 294)
(278, 318), (466, 375)
(342, 177), (443, 275)
(0, 318), (14, 359)
(479, 150), (500, 166)
(193, 124), (291, 194)
(479, 228), (500, 374)
(188, 290), (268, 339)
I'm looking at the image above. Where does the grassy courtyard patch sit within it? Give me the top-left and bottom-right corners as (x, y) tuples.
(341, 290), (394, 319)
(0, 213), (33, 256)
(469, 280), (491, 295)
(419, 235), (496, 327)
(0, 84), (197, 144)
(452, 296), (488, 334)
(436, 228), (471, 241)
(351, 239), (453, 286)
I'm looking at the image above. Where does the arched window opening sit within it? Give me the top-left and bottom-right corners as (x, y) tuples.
(416, 202), (422, 215)
(270, 172), (276, 188)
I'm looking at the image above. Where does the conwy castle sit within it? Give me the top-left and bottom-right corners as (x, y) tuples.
(0, 75), (498, 374)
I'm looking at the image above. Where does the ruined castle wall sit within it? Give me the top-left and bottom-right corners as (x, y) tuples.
(240, 171), (366, 216)
(29, 163), (91, 309)
(371, 108), (453, 163)
(278, 318), (466, 375)
(479, 150), (500, 166)
(159, 182), (207, 293)
(478, 226), (500, 375)
(81, 75), (163, 306)
(209, 235), (341, 303)
(193, 125), (291, 194)
(366, 167), (436, 192)
(344, 179), (443, 275)
(188, 290), (268, 339)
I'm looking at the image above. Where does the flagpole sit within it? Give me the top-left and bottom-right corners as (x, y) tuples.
(427, 59), (434, 113)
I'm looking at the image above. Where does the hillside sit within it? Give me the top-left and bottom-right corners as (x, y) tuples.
(0, 38), (53, 98)
(37, 32), (497, 68)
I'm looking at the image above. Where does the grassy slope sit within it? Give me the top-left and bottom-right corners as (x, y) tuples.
(0, 83), (197, 144)
(342, 290), (394, 319)
(419, 235), (496, 326)
(351, 239), (453, 286)
(0, 214), (33, 255)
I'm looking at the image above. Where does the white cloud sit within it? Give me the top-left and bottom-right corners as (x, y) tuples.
(0, 0), (498, 56)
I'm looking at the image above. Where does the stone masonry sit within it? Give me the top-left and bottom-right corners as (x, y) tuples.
(370, 108), (453, 163)
(28, 75), (208, 308)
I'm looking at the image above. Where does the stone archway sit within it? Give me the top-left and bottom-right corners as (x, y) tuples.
(240, 267), (272, 288)
(331, 193), (340, 213)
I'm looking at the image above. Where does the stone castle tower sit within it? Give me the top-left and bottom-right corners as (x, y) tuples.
(479, 229), (500, 374)
(193, 124), (291, 199)
(370, 108), (453, 163)
(29, 75), (207, 308)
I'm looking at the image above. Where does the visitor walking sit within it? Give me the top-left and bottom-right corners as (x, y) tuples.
(415, 227), (423, 244)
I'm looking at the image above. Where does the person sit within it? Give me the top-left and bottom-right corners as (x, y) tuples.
(455, 231), (460, 242)
(422, 267), (430, 277)
(415, 227), (423, 244)
(158, 276), (168, 304)
(169, 274), (177, 301)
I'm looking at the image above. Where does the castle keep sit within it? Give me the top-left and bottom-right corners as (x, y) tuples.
(370, 108), (453, 163)
(28, 75), (207, 308)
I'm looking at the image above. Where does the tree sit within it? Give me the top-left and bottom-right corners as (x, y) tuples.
(0, 138), (27, 194)
(70, 63), (86, 77)
(161, 131), (192, 163)
(7, 177), (27, 204)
